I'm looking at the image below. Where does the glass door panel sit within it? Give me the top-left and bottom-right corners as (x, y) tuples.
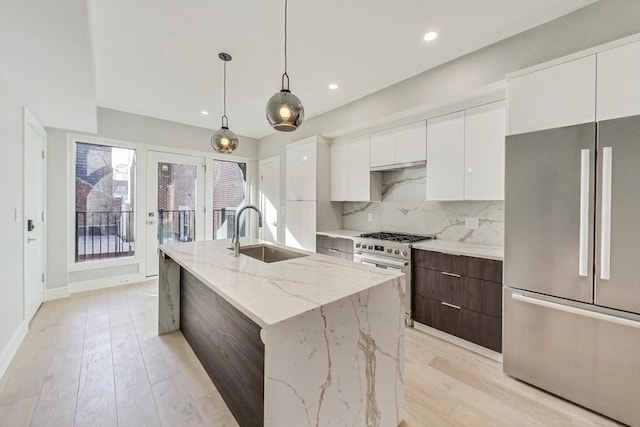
(146, 151), (204, 276)
(212, 159), (247, 240)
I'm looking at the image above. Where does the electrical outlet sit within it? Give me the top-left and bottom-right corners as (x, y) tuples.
(465, 217), (479, 230)
(367, 213), (374, 222)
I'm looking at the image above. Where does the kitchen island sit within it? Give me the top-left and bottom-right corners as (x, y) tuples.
(158, 238), (405, 427)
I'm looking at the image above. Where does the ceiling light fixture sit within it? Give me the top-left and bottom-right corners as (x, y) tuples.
(211, 52), (239, 154)
(266, 0), (304, 132)
(424, 31), (438, 41)
(329, 83), (338, 90)
(201, 110), (209, 115)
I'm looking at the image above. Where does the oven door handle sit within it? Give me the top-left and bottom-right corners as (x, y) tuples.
(354, 253), (409, 268)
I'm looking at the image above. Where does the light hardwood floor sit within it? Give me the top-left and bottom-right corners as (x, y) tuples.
(0, 280), (622, 427)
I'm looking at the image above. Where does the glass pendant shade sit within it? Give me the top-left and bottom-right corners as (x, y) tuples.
(266, 89), (304, 132)
(211, 52), (238, 154)
(211, 126), (239, 154)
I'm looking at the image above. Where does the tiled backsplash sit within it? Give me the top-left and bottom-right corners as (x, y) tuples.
(343, 167), (504, 246)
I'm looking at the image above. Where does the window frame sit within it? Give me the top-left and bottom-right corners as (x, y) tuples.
(68, 136), (142, 272)
(66, 133), (256, 273)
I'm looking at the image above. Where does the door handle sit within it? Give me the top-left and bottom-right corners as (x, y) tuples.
(441, 271), (461, 278)
(146, 220), (157, 225)
(441, 301), (461, 310)
(578, 149), (590, 277)
(27, 236), (38, 242)
(600, 146), (612, 280)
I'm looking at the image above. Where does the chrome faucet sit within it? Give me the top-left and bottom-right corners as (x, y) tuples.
(233, 205), (263, 256)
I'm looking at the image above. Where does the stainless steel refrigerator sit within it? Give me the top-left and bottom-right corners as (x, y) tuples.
(504, 115), (640, 426)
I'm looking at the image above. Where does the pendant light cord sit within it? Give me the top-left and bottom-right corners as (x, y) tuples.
(281, 0), (290, 91)
(222, 59), (228, 128)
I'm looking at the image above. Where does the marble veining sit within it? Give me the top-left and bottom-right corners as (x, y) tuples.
(159, 239), (401, 328)
(263, 276), (404, 427)
(343, 167), (504, 246)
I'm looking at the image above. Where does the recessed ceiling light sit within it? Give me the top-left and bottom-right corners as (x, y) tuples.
(329, 83), (338, 90)
(201, 110), (209, 115)
(423, 31), (438, 42)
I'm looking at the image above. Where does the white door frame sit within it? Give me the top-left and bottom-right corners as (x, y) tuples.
(145, 150), (206, 277)
(259, 155), (281, 243)
(23, 108), (46, 319)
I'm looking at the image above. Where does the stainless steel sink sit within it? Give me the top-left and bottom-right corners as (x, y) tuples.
(237, 244), (308, 263)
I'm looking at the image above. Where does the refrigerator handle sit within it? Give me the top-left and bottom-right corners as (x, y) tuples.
(578, 149), (590, 277)
(600, 146), (613, 280)
(511, 292), (639, 329)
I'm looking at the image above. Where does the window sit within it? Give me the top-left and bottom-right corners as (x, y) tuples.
(212, 160), (247, 239)
(75, 142), (136, 262)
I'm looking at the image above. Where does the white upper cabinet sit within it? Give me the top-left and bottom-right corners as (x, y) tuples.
(331, 137), (381, 202)
(349, 136), (381, 201)
(369, 129), (394, 168)
(395, 122), (427, 164)
(427, 102), (506, 201)
(426, 111), (465, 201)
(330, 141), (349, 201)
(507, 55), (596, 135)
(286, 139), (317, 201)
(464, 101), (506, 200)
(370, 121), (426, 168)
(597, 41), (640, 121)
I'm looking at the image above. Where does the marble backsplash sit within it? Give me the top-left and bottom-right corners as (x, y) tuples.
(343, 167), (504, 246)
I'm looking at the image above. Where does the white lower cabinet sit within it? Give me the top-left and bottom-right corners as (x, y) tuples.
(285, 201), (316, 251)
(427, 101), (506, 201)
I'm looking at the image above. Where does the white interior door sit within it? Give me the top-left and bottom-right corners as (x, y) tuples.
(24, 109), (46, 321)
(259, 156), (280, 243)
(145, 151), (205, 276)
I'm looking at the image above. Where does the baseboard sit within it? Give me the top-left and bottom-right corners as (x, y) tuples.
(0, 321), (28, 380)
(69, 273), (147, 294)
(412, 321), (503, 363)
(46, 286), (70, 301)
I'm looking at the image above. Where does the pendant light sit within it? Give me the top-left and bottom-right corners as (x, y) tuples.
(266, 0), (304, 132)
(211, 52), (239, 153)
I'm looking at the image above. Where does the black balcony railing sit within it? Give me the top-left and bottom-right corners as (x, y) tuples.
(213, 208), (237, 239)
(76, 211), (134, 262)
(158, 210), (195, 244)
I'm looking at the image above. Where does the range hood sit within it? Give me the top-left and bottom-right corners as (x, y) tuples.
(370, 160), (426, 172)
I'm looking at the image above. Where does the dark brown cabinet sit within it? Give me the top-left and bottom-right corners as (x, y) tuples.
(412, 249), (503, 352)
(316, 234), (354, 261)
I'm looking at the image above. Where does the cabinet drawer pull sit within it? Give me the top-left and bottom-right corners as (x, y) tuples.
(441, 302), (461, 310)
(441, 272), (461, 278)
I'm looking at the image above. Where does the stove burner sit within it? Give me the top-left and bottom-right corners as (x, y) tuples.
(359, 232), (435, 243)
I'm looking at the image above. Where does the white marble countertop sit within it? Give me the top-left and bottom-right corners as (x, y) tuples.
(316, 229), (362, 239)
(316, 230), (504, 260)
(412, 240), (504, 261)
(160, 238), (402, 328)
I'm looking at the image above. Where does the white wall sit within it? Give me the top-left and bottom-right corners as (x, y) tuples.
(46, 108), (259, 291)
(0, 79), (28, 378)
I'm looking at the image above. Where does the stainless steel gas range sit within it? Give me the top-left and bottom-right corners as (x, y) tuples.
(353, 232), (436, 325)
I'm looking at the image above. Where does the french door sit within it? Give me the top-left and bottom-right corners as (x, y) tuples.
(145, 151), (205, 276)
